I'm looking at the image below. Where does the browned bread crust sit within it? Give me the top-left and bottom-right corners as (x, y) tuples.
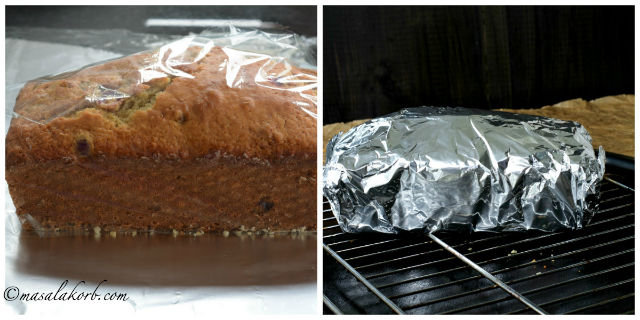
(6, 44), (317, 234)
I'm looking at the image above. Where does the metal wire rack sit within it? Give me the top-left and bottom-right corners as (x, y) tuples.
(323, 174), (635, 314)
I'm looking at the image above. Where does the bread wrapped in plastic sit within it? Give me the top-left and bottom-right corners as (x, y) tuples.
(6, 30), (317, 234)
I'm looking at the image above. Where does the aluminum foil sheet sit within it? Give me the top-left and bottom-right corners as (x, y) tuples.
(323, 107), (605, 234)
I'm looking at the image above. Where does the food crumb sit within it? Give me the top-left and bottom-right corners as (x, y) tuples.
(93, 226), (101, 236)
(172, 229), (179, 237)
(109, 231), (116, 238)
(531, 259), (536, 263)
(510, 249), (518, 254)
(543, 265), (547, 269)
(536, 272), (542, 275)
(468, 248), (473, 251)
(223, 230), (230, 237)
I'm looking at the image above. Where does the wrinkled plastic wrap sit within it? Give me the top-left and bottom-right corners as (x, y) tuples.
(324, 107), (605, 234)
(6, 26), (317, 233)
(5, 28), (316, 315)
(11, 28), (316, 124)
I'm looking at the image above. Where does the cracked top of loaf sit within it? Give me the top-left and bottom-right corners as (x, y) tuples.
(7, 41), (317, 166)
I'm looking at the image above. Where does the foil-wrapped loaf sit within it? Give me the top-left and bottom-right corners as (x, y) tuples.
(323, 107), (605, 234)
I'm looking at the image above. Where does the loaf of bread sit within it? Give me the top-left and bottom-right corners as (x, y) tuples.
(6, 37), (317, 234)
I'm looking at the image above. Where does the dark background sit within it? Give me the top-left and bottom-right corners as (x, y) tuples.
(6, 5), (317, 36)
(324, 6), (634, 124)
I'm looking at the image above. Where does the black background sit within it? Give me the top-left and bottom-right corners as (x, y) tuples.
(6, 5), (317, 36)
(324, 6), (634, 124)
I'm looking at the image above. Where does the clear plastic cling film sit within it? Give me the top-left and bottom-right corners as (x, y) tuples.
(12, 27), (317, 124)
(6, 27), (317, 233)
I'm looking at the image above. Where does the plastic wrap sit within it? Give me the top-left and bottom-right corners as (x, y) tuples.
(11, 28), (316, 124)
(323, 107), (605, 234)
(6, 27), (317, 234)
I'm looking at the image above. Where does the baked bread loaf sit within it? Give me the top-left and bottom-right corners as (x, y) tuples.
(6, 37), (317, 234)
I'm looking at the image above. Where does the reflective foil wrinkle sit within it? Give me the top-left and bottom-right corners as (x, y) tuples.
(323, 107), (605, 233)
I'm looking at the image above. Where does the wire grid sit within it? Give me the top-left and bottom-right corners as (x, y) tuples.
(323, 176), (635, 314)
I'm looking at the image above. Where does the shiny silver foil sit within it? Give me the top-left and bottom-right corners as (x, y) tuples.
(323, 107), (605, 234)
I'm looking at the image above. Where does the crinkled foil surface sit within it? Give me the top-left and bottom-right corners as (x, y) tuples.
(323, 107), (605, 234)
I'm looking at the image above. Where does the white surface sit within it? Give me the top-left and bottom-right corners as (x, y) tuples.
(4, 38), (316, 315)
